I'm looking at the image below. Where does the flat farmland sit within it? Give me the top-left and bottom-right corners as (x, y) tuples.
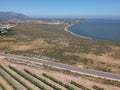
(0, 56), (120, 90)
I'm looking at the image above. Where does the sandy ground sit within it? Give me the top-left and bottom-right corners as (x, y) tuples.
(0, 56), (120, 90)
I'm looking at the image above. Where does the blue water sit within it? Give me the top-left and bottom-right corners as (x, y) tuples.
(68, 20), (120, 41)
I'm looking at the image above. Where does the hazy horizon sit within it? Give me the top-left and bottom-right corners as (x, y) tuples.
(0, 0), (120, 19)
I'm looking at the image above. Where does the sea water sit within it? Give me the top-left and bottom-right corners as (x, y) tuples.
(68, 19), (120, 41)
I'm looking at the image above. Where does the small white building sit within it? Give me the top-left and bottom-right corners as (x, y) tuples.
(0, 28), (5, 34)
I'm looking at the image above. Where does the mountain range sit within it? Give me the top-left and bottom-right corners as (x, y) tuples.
(0, 11), (30, 20)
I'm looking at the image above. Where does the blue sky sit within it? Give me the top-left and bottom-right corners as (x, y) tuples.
(0, 0), (120, 18)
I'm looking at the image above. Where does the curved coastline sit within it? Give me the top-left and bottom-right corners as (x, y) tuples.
(64, 23), (92, 39)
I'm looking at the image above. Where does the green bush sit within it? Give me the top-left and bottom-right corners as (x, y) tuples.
(9, 65), (47, 90)
(43, 73), (74, 90)
(93, 85), (105, 90)
(71, 81), (91, 90)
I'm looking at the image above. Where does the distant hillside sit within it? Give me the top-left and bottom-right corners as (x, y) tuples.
(0, 11), (30, 20)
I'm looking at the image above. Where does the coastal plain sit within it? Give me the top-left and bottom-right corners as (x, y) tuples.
(0, 20), (120, 74)
(0, 20), (120, 89)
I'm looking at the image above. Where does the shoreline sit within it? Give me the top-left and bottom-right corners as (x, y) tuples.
(64, 23), (92, 39)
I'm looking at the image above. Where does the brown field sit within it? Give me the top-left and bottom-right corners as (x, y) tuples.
(0, 22), (120, 74)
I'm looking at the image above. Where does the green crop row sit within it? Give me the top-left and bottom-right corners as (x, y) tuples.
(24, 69), (62, 90)
(93, 85), (105, 90)
(0, 70), (19, 90)
(0, 83), (7, 90)
(0, 65), (33, 90)
(42, 73), (74, 90)
(71, 81), (91, 90)
(0, 66), (33, 90)
(9, 65), (47, 90)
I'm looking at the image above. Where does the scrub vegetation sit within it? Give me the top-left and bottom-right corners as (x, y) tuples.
(0, 21), (120, 74)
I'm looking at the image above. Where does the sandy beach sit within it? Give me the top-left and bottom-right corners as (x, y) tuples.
(64, 23), (92, 39)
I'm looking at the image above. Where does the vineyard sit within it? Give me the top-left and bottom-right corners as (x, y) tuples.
(0, 65), (107, 90)
(0, 57), (119, 90)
